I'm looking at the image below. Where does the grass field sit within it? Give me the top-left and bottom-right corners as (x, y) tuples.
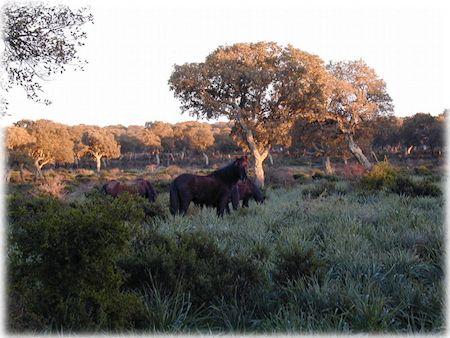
(6, 164), (445, 333)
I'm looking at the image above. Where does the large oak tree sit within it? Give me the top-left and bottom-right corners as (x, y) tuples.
(324, 60), (393, 170)
(169, 42), (329, 187)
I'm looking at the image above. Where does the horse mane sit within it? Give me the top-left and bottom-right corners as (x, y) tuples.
(210, 161), (239, 183)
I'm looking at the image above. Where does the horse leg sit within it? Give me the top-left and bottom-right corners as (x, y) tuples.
(231, 186), (239, 210)
(217, 194), (230, 218)
(180, 194), (191, 216)
(243, 198), (249, 208)
(225, 204), (231, 214)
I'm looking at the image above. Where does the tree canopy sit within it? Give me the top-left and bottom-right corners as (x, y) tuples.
(1, 3), (93, 113)
(324, 60), (394, 169)
(169, 42), (330, 187)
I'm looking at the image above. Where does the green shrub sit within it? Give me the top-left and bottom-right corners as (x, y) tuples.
(75, 175), (93, 183)
(360, 162), (398, 191)
(7, 194), (147, 331)
(414, 165), (433, 176)
(152, 180), (171, 194)
(119, 229), (264, 306)
(302, 181), (337, 198)
(390, 176), (441, 197)
(144, 200), (169, 219)
(273, 242), (325, 285)
(292, 173), (307, 183)
(359, 162), (440, 198)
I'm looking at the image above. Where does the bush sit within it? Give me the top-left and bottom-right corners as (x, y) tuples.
(33, 175), (68, 199)
(302, 180), (342, 198)
(265, 167), (297, 188)
(414, 165), (433, 176)
(341, 163), (366, 179)
(152, 179), (172, 194)
(273, 242), (325, 286)
(118, 229), (264, 306)
(312, 171), (339, 182)
(360, 162), (441, 197)
(360, 162), (398, 191)
(292, 173), (308, 183)
(390, 176), (441, 197)
(7, 194), (147, 331)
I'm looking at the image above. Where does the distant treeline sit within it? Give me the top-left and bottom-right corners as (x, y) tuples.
(5, 112), (445, 179)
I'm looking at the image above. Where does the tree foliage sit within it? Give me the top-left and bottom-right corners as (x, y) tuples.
(324, 60), (394, 169)
(400, 113), (444, 151)
(1, 3), (93, 112)
(169, 42), (330, 186)
(14, 120), (74, 175)
(81, 128), (120, 171)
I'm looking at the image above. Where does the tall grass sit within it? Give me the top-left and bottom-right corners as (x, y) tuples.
(136, 178), (444, 333)
(7, 174), (444, 333)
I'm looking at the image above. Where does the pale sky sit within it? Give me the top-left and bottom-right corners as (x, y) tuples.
(2, 0), (449, 127)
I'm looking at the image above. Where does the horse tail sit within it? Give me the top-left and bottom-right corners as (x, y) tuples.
(169, 181), (180, 215)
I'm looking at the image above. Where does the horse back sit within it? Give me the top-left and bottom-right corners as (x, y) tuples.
(174, 173), (228, 203)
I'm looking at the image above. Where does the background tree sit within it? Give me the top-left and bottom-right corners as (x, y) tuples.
(182, 123), (215, 166)
(169, 42), (330, 187)
(122, 125), (161, 161)
(68, 124), (92, 167)
(16, 120), (74, 177)
(211, 122), (241, 155)
(5, 125), (35, 181)
(400, 113), (443, 157)
(1, 3), (93, 114)
(145, 121), (174, 165)
(324, 60), (394, 170)
(371, 115), (402, 154)
(291, 119), (347, 174)
(81, 128), (120, 172)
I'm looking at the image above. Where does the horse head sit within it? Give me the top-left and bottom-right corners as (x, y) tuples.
(234, 155), (248, 181)
(251, 180), (265, 204)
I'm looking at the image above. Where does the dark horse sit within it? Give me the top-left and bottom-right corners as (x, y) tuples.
(170, 156), (248, 217)
(102, 178), (157, 202)
(231, 178), (265, 209)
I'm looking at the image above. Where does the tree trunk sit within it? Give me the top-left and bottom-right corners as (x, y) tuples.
(203, 152), (209, 166)
(268, 154), (274, 165)
(371, 151), (379, 162)
(34, 160), (43, 179)
(405, 145), (414, 156)
(323, 156), (334, 175)
(5, 169), (12, 182)
(19, 163), (25, 182)
(156, 153), (160, 166)
(238, 121), (268, 188)
(180, 151), (185, 161)
(253, 153), (267, 188)
(347, 134), (372, 170)
(96, 156), (102, 172)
